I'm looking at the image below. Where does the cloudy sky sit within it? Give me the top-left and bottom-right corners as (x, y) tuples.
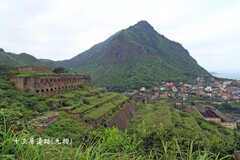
(1, 0), (240, 73)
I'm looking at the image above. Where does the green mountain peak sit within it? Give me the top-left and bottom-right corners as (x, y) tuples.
(134, 20), (154, 30)
(54, 21), (211, 90)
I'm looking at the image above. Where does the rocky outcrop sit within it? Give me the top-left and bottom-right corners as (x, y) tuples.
(106, 104), (138, 130)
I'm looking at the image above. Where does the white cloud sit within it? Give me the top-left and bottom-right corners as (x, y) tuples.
(0, 0), (240, 72)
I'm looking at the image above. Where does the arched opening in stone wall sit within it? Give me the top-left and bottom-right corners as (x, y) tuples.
(46, 89), (49, 92)
(41, 89), (44, 92)
(50, 88), (53, 91)
(36, 90), (39, 93)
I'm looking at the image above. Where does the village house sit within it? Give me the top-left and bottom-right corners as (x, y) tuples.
(166, 82), (174, 89)
(132, 90), (139, 95)
(172, 86), (178, 92)
(196, 89), (205, 96)
(179, 87), (187, 93)
(140, 87), (146, 92)
(160, 87), (166, 91)
(205, 86), (213, 92)
(160, 92), (168, 99)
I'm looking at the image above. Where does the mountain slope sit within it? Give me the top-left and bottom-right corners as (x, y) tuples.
(0, 48), (46, 67)
(56, 21), (211, 90)
(1, 67), (239, 159)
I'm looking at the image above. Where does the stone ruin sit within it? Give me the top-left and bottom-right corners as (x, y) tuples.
(11, 66), (91, 96)
(17, 66), (52, 73)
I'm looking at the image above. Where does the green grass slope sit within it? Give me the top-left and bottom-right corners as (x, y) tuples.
(128, 103), (240, 157)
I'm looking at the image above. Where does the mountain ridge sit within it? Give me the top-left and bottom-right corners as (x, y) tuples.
(0, 21), (211, 90)
(0, 49), (46, 67)
(54, 20), (210, 90)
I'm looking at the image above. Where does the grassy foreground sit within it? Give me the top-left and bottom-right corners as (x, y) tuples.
(0, 116), (234, 160)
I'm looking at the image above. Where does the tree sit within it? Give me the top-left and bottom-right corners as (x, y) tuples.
(53, 67), (68, 74)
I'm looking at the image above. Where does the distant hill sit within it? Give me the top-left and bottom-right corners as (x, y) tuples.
(55, 21), (211, 90)
(0, 48), (46, 67)
(39, 59), (58, 68)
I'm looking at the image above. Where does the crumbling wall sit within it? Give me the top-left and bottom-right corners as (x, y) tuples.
(106, 104), (138, 130)
(11, 75), (91, 96)
(17, 66), (52, 73)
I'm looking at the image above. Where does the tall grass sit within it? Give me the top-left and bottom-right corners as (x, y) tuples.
(0, 116), (234, 159)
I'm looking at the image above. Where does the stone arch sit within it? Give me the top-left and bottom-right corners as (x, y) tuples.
(36, 90), (39, 93)
(50, 88), (53, 91)
(41, 89), (44, 92)
(46, 89), (49, 92)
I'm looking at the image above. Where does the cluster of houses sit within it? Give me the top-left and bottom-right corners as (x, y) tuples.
(124, 77), (240, 130)
(129, 77), (240, 103)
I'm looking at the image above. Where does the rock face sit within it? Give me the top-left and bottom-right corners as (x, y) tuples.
(106, 104), (138, 130)
(54, 20), (211, 90)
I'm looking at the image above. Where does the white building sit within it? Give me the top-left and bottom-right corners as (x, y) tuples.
(140, 87), (146, 92)
(205, 86), (213, 92)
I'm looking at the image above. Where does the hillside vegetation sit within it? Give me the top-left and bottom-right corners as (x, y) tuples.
(0, 48), (46, 67)
(0, 65), (239, 159)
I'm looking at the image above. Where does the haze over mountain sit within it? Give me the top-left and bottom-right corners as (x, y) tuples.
(52, 21), (211, 90)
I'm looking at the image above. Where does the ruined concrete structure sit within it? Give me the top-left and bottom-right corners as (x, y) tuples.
(131, 94), (152, 104)
(17, 66), (52, 73)
(196, 105), (237, 130)
(11, 75), (91, 96)
(11, 66), (91, 96)
(105, 104), (138, 130)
